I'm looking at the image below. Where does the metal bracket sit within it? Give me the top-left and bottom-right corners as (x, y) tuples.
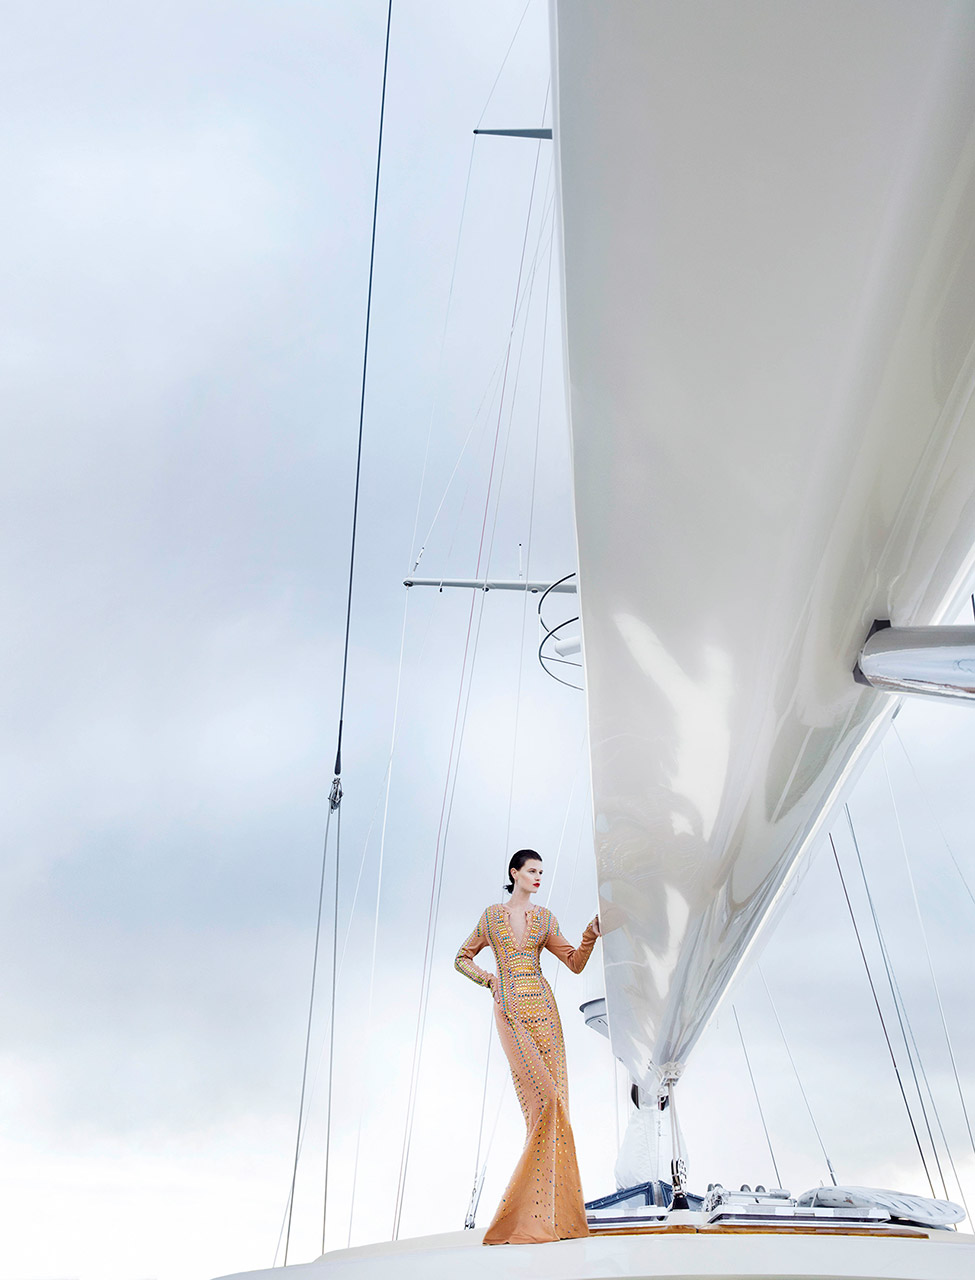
(854, 620), (975, 702)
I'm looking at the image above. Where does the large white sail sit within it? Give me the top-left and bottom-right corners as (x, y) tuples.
(552, 0), (975, 1087)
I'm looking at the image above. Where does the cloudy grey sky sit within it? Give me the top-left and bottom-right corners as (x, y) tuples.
(1, 4), (973, 1279)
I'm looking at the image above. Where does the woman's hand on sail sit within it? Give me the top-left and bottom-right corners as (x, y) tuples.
(591, 915), (601, 936)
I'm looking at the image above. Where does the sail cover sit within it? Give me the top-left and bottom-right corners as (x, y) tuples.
(551, 0), (975, 1087)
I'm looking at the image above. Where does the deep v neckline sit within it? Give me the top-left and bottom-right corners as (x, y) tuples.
(502, 904), (534, 950)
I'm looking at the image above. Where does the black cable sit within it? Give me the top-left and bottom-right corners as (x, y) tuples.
(333, 0), (393, 781)
(829, 833), (936, 1196)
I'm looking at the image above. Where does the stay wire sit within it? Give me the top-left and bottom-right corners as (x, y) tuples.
(421, 135), (551, 1208)
(412, 184), (556, 569)
(829, 832), (936, 1196)
(891, 723), (975, 912)
(882, 745), (975, 1162)
(475, 0), (534, 130)
(285, 4), (390, 1257)
(272, 759), (391, 1265)
(346, 590), (413, 1245)
(880, 931), (972, 1219)
(732, 1005), (782, 1188)
(391, 579), (486, 1239)
(392, 111), (548, 1240)
(550, 805), (590, 998)
(281, 802), (335, 1266)
(333, 0), (393, 781)
(409, 183), (555, 573)
(758, 964), (837, 1185)
(497, 152), (553, 859)
(845, 804), (949, 1200)
(469, 208), (565, 1204)
(320, 804), (344, 1251)
(409, 138), (477, 572)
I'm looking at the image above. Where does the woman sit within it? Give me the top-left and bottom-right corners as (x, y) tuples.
(455, 849), (600, 1245)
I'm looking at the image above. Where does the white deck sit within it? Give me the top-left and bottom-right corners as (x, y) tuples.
(215, 1224), (975, 1280)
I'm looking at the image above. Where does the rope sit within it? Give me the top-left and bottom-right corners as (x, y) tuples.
(732, 1005), (782, 1188)
(332, 0), (392, 782)
(281, 802), (335, 1266)
(830, 831), (937, 1196)
(882, 746), (975, 1161)
(758, 965), (837, 1185)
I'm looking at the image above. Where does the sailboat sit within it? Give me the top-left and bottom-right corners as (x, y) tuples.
(217, 1), (975, 1276)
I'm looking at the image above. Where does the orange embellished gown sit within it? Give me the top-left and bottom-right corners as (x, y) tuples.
(455, 904), (598, 1245)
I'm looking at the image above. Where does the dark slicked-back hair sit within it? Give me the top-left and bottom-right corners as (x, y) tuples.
(505, 849), (541, 894)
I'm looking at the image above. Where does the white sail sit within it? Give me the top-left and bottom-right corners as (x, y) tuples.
(552, 0), (975, 1086)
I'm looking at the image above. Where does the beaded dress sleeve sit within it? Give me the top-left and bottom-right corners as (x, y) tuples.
(543, 913), (598, 974)
(455, 910), (493, 988)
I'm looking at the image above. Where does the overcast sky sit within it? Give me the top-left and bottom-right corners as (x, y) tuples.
(1, 4), (973, 1280)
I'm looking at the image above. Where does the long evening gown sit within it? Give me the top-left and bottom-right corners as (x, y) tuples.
(455, 903), (598, 1245)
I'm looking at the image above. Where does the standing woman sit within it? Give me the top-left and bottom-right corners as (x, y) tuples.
(455, 849), (601, 1245)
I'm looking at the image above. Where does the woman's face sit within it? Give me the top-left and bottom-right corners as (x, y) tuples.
(511, 859), (543, 895)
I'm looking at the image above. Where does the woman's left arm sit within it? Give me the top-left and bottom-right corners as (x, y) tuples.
(543, 912), (600, 974)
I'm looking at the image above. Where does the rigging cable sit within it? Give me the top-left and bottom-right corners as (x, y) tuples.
(348, 23), (488, 1240)
(408, 140), (478, 574)
(282, 1), (393, 1261)
(466, 209), (552, 1222)
(829, 832), (937, 1197)
(881, 746), (975, 1164)
(392, 118), (549, 1241)
(475, 0), (533, 132)
(412, 182), (556, 568)
(272, 757), (389, 1266)
(844, 804), (949, 1200)
(282, 802), (336, 1266)
(550, 804), (591, 997)
(345, 592), (412, 1245)
(758, 964), (837, 1185)
(332, 0), (392, 785)
(320, 800), (344, 1251)
(892, 724), (975, 912)
(432, 140), (556, 1227)
(880, 933), (972, 1220)
(732, 1005), (783, 1189)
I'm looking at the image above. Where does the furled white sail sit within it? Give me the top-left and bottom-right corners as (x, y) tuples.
(552, 0), (975, 1088)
